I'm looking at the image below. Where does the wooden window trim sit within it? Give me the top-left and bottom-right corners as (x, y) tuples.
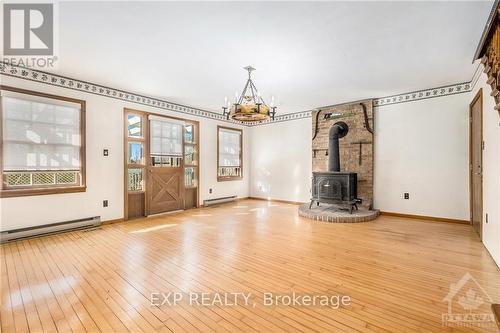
(0, 85), (86, 198)
(217, 125), (243, 182)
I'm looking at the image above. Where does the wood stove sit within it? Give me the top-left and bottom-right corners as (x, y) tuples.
(310, 121), (360, 213)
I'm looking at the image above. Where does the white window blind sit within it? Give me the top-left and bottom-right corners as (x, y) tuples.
(2, 95), (81, 171)
(149, 115), (183, 157)
(218, 128), (241, 167)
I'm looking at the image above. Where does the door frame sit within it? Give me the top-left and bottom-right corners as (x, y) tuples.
(469, 88), (483, 239)
(123, 108), (200, 220)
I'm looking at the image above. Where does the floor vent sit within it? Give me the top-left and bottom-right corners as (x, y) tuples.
(0, 216), (101, 243)
(203, 195), (237, 207)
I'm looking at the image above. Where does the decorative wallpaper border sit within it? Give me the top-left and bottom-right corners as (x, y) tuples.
(0, 63), (243, 125)
(373, 82), (472, 107)
(0, 63), (477, 126)
(246, 110), (313, 126)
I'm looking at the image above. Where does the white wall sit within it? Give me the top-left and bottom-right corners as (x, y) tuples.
(0, 75), (249, 231)
(249, 119), (311, 202)
(471, 67), (500, 266)
(373, 93), (471, 220)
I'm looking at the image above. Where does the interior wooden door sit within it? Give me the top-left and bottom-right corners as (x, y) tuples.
(147, 166), (184, 215)
(470, 89), (483, 238)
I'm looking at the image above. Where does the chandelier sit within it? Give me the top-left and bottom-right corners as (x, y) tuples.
(222, 66), (277, 122)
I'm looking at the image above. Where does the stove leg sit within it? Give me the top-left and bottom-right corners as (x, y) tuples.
(354, 203), (358, 211)
(309, 200), (314, 209)
(349, 205), (353, 214)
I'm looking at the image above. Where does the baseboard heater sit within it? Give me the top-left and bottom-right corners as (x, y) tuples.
(0, 216), (101, 243)
(203, 195), (237, 207)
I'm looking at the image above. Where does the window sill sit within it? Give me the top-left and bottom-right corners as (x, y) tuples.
(0, 186), (87, 198)
(217, 176), (243, 182)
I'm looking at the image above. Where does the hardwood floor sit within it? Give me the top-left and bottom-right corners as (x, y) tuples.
(1, 199), (499, 333)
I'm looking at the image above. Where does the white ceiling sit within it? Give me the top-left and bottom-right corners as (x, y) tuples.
(55, 1), (492, 114)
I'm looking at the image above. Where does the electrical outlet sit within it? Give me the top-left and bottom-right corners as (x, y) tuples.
(404, 193), (409, 200)
(209, 188), (213, 194)
(103, 149), (109, 156)
(103, 200), (108, 207)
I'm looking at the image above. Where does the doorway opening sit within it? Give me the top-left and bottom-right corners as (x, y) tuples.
(124, 108), (199, 220)
(469, 89), (483, 239)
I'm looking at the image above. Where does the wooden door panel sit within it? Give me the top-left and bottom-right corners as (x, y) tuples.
(128, 192), (145, 219)
(470, 90), (482, 238)
(184, 187), (197, 210)
(147, 167), (184, 215)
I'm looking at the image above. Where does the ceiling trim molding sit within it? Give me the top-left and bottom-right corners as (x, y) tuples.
(0, 63), (246, 126)
(0, 63), (475, 127)
(473, 0), (499, 61)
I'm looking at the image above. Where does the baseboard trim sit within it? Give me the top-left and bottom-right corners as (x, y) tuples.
(380, 211), (469, 224)
(102, 218), (124, 225)
(248, 196), (305, 205)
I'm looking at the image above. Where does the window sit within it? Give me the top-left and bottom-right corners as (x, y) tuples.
(184, 123), (194, 144)
(127, 114), (143, 138)
(0, 86), (86, 197)
(184, 121), (198, 188)
(149, 115), (183, 157)
(149, 115), (183, 167)
(217, 126), (242, 181)
(128, 142), (144, 164)
(127, 168), (144, 191)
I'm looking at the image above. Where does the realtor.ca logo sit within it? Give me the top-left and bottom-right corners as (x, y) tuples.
(2, 2), (58, 68)
(442, 272), (496, 328)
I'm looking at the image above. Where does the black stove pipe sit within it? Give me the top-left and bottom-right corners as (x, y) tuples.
(328, 121), (349, 172)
